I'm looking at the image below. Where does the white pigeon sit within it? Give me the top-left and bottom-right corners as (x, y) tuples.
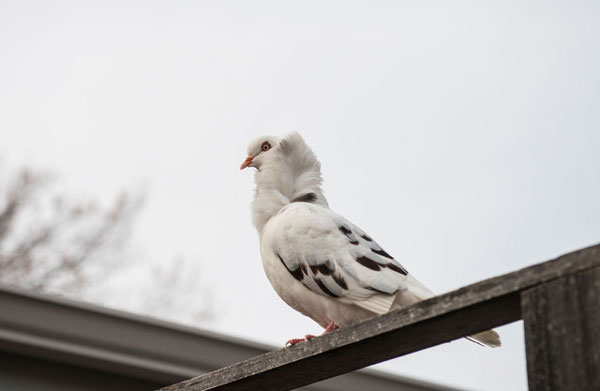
(241, 132), (500, 348)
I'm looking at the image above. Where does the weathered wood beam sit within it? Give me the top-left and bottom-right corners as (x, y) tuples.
(522, 267), (600, 391)
(160, 243), (600, 391)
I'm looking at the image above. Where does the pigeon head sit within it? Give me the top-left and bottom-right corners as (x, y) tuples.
(240, 135), (282, 171)
(242, 132), (329, 233)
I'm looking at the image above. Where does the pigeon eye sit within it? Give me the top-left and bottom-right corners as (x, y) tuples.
(261, 142), (271, 151)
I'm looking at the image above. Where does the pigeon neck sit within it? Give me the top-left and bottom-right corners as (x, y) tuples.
(251, 188), (290, 234)
(251, 160), (328, 234)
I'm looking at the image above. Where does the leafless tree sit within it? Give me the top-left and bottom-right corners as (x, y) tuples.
(139, 257), (216, 325)
(0, 163), (216, 326)
(0, 166), (141, 294)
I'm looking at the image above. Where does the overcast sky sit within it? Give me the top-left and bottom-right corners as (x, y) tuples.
(2, 1), (600, 390)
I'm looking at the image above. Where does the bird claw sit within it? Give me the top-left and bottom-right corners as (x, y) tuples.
(285, 338), (306, 346)
(285, 334), (317, 346)
(323, 321), (339, 334)
(284, 322), (339, 347)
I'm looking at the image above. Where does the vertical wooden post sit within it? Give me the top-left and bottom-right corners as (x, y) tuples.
(521, 267), (600, 391)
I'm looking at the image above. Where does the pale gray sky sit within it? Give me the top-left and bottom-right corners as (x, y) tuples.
(2, 1), (600, 390)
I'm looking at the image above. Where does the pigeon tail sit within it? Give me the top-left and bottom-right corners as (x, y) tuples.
(466, 330), (502, 348)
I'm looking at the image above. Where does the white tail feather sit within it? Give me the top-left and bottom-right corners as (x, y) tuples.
(466, 329), (502, 348)
(390, 276), (502, 348)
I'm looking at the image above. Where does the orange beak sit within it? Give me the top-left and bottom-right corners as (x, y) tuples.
(240, 155), (254, 170)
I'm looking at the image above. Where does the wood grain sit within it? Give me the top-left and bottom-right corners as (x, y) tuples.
(522, 267), (600, 391)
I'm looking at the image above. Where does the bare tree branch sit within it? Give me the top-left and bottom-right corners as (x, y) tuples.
(0, 161), (216, 327)
(0, 165), (141, 293)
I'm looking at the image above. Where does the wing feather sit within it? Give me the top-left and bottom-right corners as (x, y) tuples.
(269, 203), (411, 315)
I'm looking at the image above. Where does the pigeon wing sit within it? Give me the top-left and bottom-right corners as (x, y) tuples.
(268, 203), (412, 315)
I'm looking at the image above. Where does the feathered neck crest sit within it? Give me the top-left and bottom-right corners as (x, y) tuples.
(252, 132), (328, 233)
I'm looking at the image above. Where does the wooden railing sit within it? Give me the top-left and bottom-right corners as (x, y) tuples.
(160, 244), (600, 391)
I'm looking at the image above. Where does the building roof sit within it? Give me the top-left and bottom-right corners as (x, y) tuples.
(0, 284), (462, 391)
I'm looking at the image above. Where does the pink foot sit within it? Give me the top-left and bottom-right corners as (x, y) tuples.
(284, 322), (339, 347)
(323, 321), (339, 334)
(285, 338), (306, 346)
